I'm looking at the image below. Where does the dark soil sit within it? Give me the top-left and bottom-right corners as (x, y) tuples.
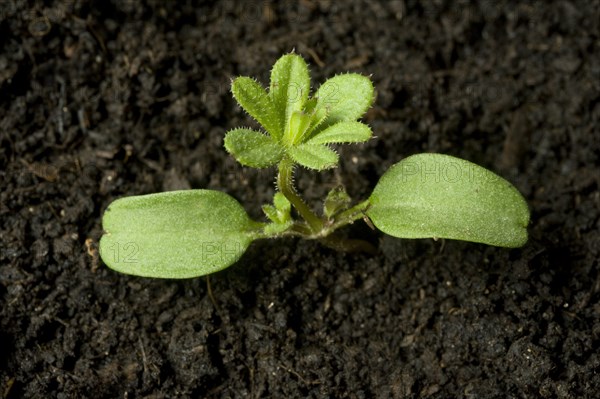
(1, 0), (599, 397)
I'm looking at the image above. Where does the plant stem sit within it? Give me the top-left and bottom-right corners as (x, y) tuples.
(277, 157), (323, 233)
(326, 199), (371, 233)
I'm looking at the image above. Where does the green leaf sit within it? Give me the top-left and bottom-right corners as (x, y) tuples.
(311, 73), (374, 134)
(284, 110), (313, 146)
(100, 190), (260, 278)
(307, 121), (372, 145)
(262, 192), (293, 236)
(224, 128), (284, 168)
(367, 154), (530, 248)
(323, 185), (351, 218)
(262, 204), (280, 222)
(231, 77), (282, 139)
(263, 219), (294, 236)
(270, 54), (310, 134)
(273, 192), (291, 222)
(288, 144), (339, 170)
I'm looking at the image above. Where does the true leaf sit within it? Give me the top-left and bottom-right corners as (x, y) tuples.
(263, 219), (294, 236)
(323, 185), (351, 218)
(288, 144), (339, 170)
(311, 74), (374, 135)
(262, 194), (293, 235)
(232, 77), (282, 139)
(307, 121), (372, 145)
(262, 204), (280, 223)
(100, 190), (260, 278)
(284, 110), (313, 146)
(270, 54), (310, 135)
(262, 194), (291, 224)
(224, 128), (284, 168)
(273, 192), (291, 221)
(367, 153), (530, 247)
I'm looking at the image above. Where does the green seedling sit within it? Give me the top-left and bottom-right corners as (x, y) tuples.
(99, 54), (530, 278)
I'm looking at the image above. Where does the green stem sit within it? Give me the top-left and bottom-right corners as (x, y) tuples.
(277, 157), (323, 233)
(326, 199), (371, 233)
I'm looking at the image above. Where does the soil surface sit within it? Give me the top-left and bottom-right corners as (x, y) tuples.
(1, 0), (599, 397)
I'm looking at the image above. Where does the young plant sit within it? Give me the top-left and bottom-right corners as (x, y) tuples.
(99, 54), (530, 278)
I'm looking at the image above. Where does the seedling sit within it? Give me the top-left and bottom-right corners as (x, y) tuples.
(99, 54), (530, 278)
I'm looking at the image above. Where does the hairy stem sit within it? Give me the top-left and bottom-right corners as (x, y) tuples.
(277, 157), (323, 233)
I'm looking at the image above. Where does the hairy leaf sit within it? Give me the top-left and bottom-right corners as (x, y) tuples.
(323, 185), (351, 218)
(263, 194), (291, 224)
(273, 192), (291, 220)
(307, 121), (372, 145)
(288, 144), (339, 170)
(262, 204), (280, 223)
(224, 128), (284, 168)
(263, 219), (294, 236)
(311, 74), (374, 134)
(270, 54), (310, 135)
(100, 190), (260, 278)
(367, 154), (530, 247)
(284, 110), (313, 146)
(232, 77), (282, 139)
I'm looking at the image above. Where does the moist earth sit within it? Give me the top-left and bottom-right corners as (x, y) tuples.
(1, 1), (599, 398)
